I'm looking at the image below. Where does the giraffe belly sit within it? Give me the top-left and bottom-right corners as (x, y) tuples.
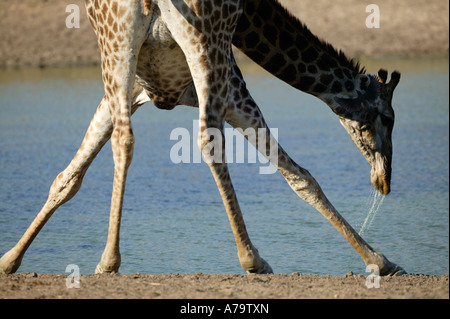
(136, 13), (195, 110)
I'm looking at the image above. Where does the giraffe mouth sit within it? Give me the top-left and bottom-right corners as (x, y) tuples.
(371, 169), (390, 195)
(370, 156), (391, 195)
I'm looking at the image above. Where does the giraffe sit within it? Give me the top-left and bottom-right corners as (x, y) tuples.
(0, 0), (405, 276)
(232, 0), (398, 196)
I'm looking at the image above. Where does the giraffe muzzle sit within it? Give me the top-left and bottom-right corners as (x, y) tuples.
(371, 69), (399, 195)
(371, 169), (390, 195)
(370, 152), (392, 195)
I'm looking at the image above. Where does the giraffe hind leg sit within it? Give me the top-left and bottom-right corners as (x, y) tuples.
(92, 1), (152, 274)
(0, 84), (149, 274)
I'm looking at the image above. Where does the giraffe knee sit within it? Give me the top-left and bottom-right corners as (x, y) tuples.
(48, 170), (84, 206)
(113, 125), (135, 150)
(197, 127), (225, 164)
(111, 126), (135, 170)
(119, 131), (134, 148)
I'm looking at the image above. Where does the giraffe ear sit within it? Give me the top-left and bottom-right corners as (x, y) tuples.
(379, 70), (401, 104)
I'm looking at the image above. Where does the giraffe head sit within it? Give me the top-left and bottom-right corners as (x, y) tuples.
(330, 69), (400, 195)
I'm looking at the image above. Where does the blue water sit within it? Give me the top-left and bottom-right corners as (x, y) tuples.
(0, 57), (448, 275)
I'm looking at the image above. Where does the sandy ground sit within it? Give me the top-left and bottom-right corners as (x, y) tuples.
(0, 272), (448, 299)
(0, 0), (448, 68)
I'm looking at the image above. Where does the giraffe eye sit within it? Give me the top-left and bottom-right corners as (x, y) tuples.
(345, 81), (354, 91)
(379, 113), (393, 126)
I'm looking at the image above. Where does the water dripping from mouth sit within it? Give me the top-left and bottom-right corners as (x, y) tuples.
(358, 189), (385, 236)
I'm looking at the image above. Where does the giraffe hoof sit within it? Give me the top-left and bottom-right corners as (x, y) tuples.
(386, 265), (407, 276)
(378, 261), (407, 276)
(0, 249), (22, 274)
(246, 258), (274, 274)
(94, 263), (120, 274)
(371, 251), (407, 276)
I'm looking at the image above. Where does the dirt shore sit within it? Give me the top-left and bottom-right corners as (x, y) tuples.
(0, 273), (448, 299)
(0, 0), (448, 68)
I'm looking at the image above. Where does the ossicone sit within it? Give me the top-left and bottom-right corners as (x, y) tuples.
(378, 69), (401, 92)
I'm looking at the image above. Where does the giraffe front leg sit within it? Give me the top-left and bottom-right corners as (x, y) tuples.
(279, 160), (406, 276)
(193, 71), (272, 273)
(161, 0), (271, 274)
(228, 111), (405, 275)
(225, 64), (405, 276)
(198, 116), (273, 274)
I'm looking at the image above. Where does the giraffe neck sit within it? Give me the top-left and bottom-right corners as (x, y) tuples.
(233, 0), (366, 101)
